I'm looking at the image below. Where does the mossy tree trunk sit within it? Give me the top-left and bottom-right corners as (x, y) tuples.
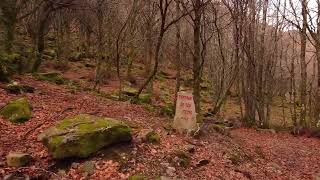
(0, 0), (18, 53)
(192, 0), (202, 114)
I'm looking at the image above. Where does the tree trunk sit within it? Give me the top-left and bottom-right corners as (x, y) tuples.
(299, 0), (308, 127)
(32, 15), (49, 72)
(193, 0), (202, 114)
(244, 0), (256, 126)
(174, 1), (181, 112)
(315, 44), (320, 126)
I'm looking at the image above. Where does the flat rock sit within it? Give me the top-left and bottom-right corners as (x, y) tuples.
(38, 114), (132, 159)
(6, 153), (32, 167)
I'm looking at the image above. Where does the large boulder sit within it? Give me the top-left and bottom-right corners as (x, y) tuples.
(38, 114), (132, 159)
(0, 98), (32, 123)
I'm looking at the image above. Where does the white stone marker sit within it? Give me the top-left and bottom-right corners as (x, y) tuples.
(173, 91), (197, 133)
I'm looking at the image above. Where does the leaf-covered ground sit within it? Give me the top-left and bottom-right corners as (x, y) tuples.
(0, 75), (320, 180)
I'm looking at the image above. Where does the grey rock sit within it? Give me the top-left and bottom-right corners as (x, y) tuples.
(6, 152), (32, 167)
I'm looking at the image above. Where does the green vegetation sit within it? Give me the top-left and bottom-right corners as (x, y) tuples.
(34, 72), (65, 85)
(145, 131), (160, 143)
(128, 174), (146, 180)
(0, 98), (32, 123)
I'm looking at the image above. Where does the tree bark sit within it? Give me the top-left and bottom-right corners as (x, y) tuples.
(193, 0), (202, 114)
(299, 0), (308, 127)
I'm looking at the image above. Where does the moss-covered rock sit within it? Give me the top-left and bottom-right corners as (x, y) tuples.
(5, 82), (23, 94)
(137, 129), (160, 143)
(208, 124), (230, 135)
(38, 114), (132, 159)
(5, 82), (35, 94)
(123, 87), (138, 97)
(146, 130), (160, 143)
(34, 72), (64, 84)
(0, 98), (32, 123)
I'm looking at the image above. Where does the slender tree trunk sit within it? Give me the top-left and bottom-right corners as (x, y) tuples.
(174, 1), (181, 112)
(290, 36), (297, 126)
(94, 1), (105, 90)
(315, 5), (320, 126)
(299, 0), (308, 127)
(193, 0), (202, 114)
(257, 0), (268, 128)
(244, 0), (256, 126)
(315, 43), (320, 126)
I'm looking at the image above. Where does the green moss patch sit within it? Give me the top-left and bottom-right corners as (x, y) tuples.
(123, 87), (138, 97)
(146, 131), (160, 143)
(128, 174), (146, 180)
(38, 114), (132, 159)
(34, 72), (65, 85)
(0, 98), (32, 123)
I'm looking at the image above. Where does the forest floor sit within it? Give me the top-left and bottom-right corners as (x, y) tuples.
(0, 61), (320, 180)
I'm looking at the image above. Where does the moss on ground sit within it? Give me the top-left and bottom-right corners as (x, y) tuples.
(146, 131), (160, 143)
(128, 174), (146, 180)
(34, 72), (65, 85)
(0, 97), (32, 123)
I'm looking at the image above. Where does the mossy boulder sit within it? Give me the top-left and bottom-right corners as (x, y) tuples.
(34, 72), (64, 84)
(121, 87), (151, 104)
(5, 82), (35, 94)
(137, 129), (160, 143)
(0, 98), (32, 123)
(123, 87), (138, 97)
(208, 124), (230, 135)
(38, 114), (132, 159)
(146, 131), (160, 143)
